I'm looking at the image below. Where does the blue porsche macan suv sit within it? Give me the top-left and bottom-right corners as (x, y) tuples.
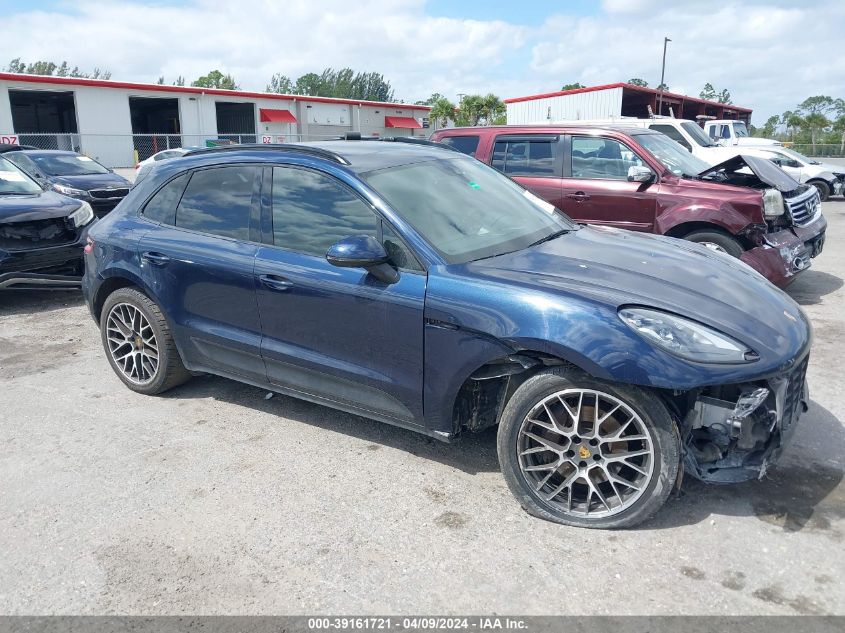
(83, 140), (811, 528)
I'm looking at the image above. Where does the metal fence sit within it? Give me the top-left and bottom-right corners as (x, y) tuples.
(11, 132), (369, 167)
(787, 143), (845, 158)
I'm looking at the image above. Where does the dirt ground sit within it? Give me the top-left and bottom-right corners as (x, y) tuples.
(0, 201), (843, 615)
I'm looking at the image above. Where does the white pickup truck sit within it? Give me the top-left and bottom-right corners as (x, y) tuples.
(702, 119), (781, 147)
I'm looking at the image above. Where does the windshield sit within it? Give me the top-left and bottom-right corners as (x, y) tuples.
(0, 156), (43, 195)
(732, 122), (750, 137)
(30, 153), (110, 176)
(636, 133), (711, 178)
(362, 157), (576, 264)
(681, 121), (715, 147)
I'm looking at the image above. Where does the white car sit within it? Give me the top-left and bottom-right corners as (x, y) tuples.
(134, 148), (192, 185)
(737, 146), (844, 201)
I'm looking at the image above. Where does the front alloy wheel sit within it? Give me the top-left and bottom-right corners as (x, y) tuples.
(498, 368), (679, 529)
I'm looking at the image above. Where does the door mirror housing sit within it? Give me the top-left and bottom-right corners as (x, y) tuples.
(627, 165), (655, 183)
(326, 235), (399, 284)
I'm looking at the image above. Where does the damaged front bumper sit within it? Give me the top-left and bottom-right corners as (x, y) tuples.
(740, 213), (827, 288)
(682, 355), (810, 483)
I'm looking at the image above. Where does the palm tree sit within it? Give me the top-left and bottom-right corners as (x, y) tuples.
(802, 112), (830, 154)
(429, 98), (456, 130)
(481, 93), (505, 126)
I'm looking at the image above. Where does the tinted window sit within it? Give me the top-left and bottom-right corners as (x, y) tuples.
(570, 137), (647, 180)
(4, 152), (38, 174)
(0, 156), (43, 194)
(491, 138), (558, 177)
(439, 135), (480, 157)
(271, 166), (377, 256)
(143, 173), (189, 225)
(382, 222), (422, 272)
(175, 166), (257, 240)
(648, 124), (692, 151)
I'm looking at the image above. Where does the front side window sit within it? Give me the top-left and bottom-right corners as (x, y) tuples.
(636, 132), (711, 178)
(491, 138), (558, 177)
(438, 135), (480, 157)
(362, 156), (575, 264)
(175, 165), (258, 240)
(570, 137), (646, 180)
(0, 156), (43, 194)
(142, 173), (189, 225)
(29, 153), (111, 176)
(680, 121), (715, 147)
(648, 124), (692, 151)
(271, 166), (378, 257)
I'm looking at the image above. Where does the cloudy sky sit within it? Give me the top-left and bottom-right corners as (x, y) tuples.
(1, 0), (843, 122)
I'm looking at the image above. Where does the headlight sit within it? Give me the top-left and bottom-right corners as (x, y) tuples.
(619, 307), (754, 363)
(68, 201), (95, 228)
(762, 188), (784, 218)
(52, 183), (89, 198)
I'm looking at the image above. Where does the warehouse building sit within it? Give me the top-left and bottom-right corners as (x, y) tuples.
(505, 83), (752, 125)
(0, 73), (431, 167)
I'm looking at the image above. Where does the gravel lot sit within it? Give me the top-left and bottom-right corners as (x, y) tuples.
(1, 201), (843, 616)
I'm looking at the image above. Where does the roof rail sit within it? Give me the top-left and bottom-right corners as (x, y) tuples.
(341, 132), (460, 153)
(184, 143), (351, 165)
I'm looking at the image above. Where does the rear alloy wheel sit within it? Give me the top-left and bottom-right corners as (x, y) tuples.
(100, 287), (191, 395)
(683, 229), (744, 258)
(808, 180), (830, 202)
(498, 368), (679, 529)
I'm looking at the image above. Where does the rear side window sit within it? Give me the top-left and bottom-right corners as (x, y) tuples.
(491, 138), (559, 177)
(142, 173), (189, 225)
(438, 135), (480, 157)
(648, 124), (692, 151)
(175, 165), (258, 240)
(271, 166), (378, 257)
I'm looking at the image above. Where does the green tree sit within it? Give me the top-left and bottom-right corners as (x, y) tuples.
(757, 115), (780, 138)
(455, 94), (484, 126)
(416, 93), (445, 106)
(191, 70), (238, 90)
(699, 83), (716, 100)
(293, 72), (323, 96)
(561, 82), (584, 91)
(156, 76), (165, 85)
(6, 58), (25, 73)
(717, 88), (732, 104)
(802, 112), (830, 153)
(781, 110), (804, 141)
(429, 97), (456, 129)
(627, 78), (648, 87)
(266, 73), (294, 94)
(174, 76), (185, 87)
(480, 93), (505, 126)
(797, 95), (836, 117)
(5, 58), (110, 79)
(656, 82), (669, 91)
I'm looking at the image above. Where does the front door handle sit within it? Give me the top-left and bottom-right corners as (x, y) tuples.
(141, 251), (171, 266)
(566, 191), (591, 202)
(259, 274), (293, 292)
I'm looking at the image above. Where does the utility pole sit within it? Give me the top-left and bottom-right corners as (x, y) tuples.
(658, 37), (671, 116)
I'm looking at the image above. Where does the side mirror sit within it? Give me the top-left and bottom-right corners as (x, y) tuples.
(326, 235), (399, 284)
(627, 165), (655, 183)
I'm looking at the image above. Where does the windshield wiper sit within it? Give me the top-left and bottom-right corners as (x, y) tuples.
(528, 228), (573, 248)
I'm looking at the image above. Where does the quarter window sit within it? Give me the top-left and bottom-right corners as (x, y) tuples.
(143, 173), (189, 225)
(271, 166), (378, 256)
(491, 138), (559, 177)
(175, 166), (258, 240)
(570, 137), (647, 180)
(439, 135), (480, 157)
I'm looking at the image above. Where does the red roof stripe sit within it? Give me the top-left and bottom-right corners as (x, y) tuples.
(0, 72), (431, 111)
(504, 82), (752, 113)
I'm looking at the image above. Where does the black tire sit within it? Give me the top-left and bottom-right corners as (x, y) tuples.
(497, 367), (680, 529)
(683, 229), (744, 258)
(808, 180), (830, 202)
(100, 287), (191, 395)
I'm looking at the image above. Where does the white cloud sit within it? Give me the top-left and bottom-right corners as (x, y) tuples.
(1, 0), (843, 121)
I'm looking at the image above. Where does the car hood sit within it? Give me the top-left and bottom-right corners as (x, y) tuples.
(0, 190), (82, 222)
(458, 225), (807, 349)
(699, 154), (801, 193)
(49, 172), (130, 190)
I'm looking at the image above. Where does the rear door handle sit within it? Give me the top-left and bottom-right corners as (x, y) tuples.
(141, 251), (171, 266)
(259, 274), (293, 292)
(566, 192), (591, 202)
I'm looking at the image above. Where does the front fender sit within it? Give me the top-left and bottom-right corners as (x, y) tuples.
(655, 202), (755, 236)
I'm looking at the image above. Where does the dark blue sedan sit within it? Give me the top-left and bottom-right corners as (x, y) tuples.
(82, 141), (811, 528)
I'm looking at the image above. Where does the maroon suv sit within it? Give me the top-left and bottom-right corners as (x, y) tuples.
(431, 125), (826, 287)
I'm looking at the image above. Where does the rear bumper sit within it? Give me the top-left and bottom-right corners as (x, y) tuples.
(0, 228), (89, 290)
(740, 214), (827, 288)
